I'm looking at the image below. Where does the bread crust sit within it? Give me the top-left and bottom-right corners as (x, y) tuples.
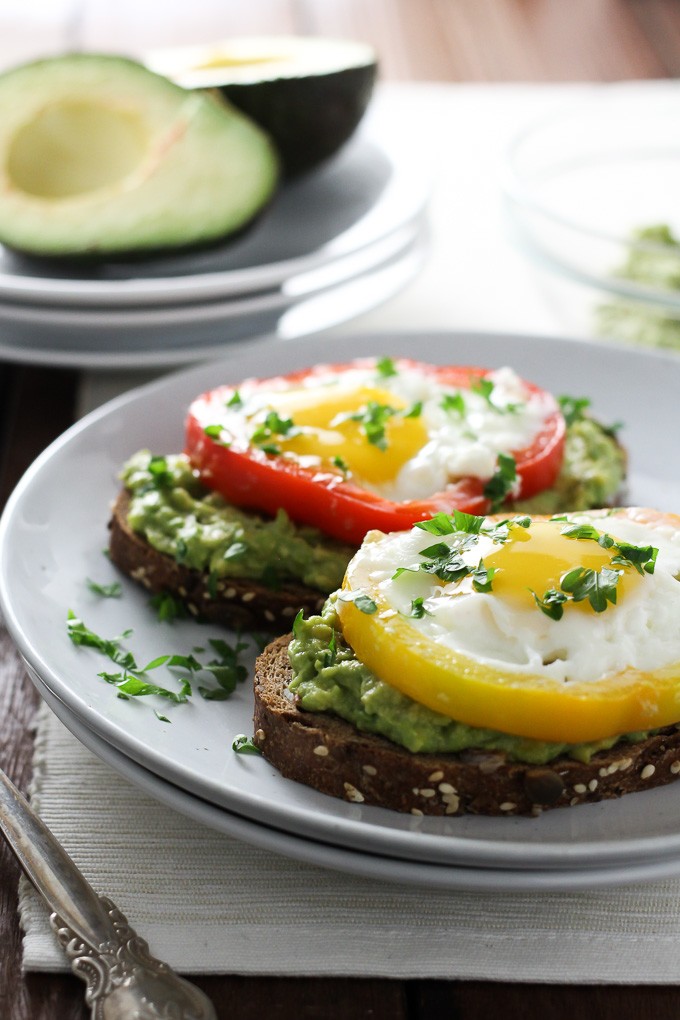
(108, 490), (326, 631)
(253, 635), (680, 817)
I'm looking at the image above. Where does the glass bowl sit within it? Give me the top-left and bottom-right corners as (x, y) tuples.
(501, 87), (680, 351)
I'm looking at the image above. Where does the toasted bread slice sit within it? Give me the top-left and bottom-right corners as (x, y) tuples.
(108, 490), (326, 631)
(253, 635), (680, 816)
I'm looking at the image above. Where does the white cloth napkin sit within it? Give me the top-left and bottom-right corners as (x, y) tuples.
(20, 704), (680, 981)
(19, 79), (680, 982)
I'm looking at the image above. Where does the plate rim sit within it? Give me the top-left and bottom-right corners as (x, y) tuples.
(32, 665), (680, 893)
(0, 220), (427, 369)
(0, 112), (431, 310)
(2, 328), (680, 871)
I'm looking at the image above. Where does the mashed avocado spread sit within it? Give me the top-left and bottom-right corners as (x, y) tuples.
(121, 451), (353, 593)
(596, 223), (680, 350)
(122, 417), (624, 595)
(289, 599), (652, 766)
(513, 416), (624, 515)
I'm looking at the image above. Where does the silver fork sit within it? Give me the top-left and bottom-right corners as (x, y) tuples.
(0, 766), (217, 1020)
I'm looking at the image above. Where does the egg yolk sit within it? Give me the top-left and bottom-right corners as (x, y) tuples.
(483, 520), (642, 610)
(256, 384), (428, 485)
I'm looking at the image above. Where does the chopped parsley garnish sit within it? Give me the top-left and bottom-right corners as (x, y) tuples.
(560, 523), (658, 575)
(610, 542), (658, 575)
(207, 571), (219, 599)
(485, 515), (531, 544)
(67, 612), (249, 706)
(403, 511), (528, 586)
(440, 392), (466, 416)
(558, 395), (591, 427)
(409, 520), (500, 589)
(292, 608), (305, 639)
(320, 631), (338, 666)
(67, 612), (136, 669)
(353, 593), (378, 614)
(560, 522), (611, 544)
(334, 401), (399, 451)
(420, 540), (457, 558)
(531, 588), (569, 621)
(483, 453), (518, 511)
(226, 389), (243, 408)
(199, 636), (249, 698)
(403, 400), (423, 419)
(99, 669), (193, 703)
(332, 454), (349, 475)
(251, 410), (298, 453)
(470, 377), (495, 405)
(415, 509), (485, 536)
(339, 590), (378, 614)
(561, 565), (622, 613)
(559, 394), (622, 434)
(174, 537), (189, 565)
(415, 513), (457, 536)
(86, 578), (122, 598)
(150, 591), (188, 622)
(419, 546), (474, 584)
(376, 356), (398, 378)
(470, 377), (521, 414)
(409, 596), (431, 618)
(471, 560), (496, 593)
(232, 734), (262, 755)
(147, 454), (173, 488)
(204, 424), (231, 446)
(531, 521), (658, 618)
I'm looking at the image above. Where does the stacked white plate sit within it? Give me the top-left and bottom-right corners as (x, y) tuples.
(0, 107), (430, 369)
(2, 330), (680, 892)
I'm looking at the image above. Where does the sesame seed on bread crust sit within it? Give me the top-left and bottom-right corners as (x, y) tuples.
(108, 489), (326, 631)
(253, 634), (680, 817)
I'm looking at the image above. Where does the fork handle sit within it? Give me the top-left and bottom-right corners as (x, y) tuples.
(0, 767), (116, 948)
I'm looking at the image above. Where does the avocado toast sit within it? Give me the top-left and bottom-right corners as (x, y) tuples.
(252, 507), (680, 816)
(109, 358), (626, 631)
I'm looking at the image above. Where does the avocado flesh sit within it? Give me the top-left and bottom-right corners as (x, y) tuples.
(0, 54), (279, 260)
(146, 37), (378, 177)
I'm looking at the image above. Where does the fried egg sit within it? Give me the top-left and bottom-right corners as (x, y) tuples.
(198, 361), (556, 500)
(336, 507), (680, 743)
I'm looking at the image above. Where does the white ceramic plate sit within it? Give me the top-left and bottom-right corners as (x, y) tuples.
(30, 664), (680, 892)
(2, 331), (680, 872)
(0, 220), (426, 369)
(0, 105), (431, 309)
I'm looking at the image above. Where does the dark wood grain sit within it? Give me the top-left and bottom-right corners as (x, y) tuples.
(0, 365), (81, 1019)
(411, 982), (680, 1019)
(3, 2), (680, 1016)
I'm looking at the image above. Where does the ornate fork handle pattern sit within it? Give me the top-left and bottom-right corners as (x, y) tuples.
(50, 895), (216, 1020)
(0, 767), (217, 1019)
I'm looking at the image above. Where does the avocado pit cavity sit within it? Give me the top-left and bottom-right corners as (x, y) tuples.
(8, 101), (146, 199)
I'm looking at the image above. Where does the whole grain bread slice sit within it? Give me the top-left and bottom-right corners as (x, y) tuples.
(108, 489), (327, 631)
(253, 635), (680, 816)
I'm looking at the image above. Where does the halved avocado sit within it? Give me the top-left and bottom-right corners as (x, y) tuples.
(146, 36), (378, 177)
(0, 53), (279, 260)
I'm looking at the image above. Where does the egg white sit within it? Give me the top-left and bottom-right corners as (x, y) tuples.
(208, 363), (553, 500)
(346, 510), (680, 685)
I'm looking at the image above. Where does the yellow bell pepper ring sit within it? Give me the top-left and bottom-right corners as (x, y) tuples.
(337, 592), (680, 744)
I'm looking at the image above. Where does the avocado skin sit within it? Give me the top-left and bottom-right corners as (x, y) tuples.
(216, 62), (378, 177)
(1, 195), (274, 269)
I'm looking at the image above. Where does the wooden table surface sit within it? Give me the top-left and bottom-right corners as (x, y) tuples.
(2, 1), (680, 1016)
